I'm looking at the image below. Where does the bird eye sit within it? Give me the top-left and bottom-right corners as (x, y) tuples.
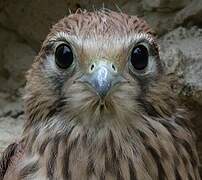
(55, 44), (73, 69)
(130, 45), (148, 71)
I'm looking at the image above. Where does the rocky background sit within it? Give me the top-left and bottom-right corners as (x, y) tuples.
(0, 0), (201, 175)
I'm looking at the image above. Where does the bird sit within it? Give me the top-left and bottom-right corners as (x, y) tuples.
(0, 9), (200, 180)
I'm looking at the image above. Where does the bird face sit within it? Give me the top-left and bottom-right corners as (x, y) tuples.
(25, 10), (164, 127)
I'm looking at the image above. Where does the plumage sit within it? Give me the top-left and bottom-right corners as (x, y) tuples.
(0, 10), (200, 180)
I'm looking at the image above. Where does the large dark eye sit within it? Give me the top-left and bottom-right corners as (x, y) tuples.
(130, 45), (148, 70)
(55, 44), (73, 69)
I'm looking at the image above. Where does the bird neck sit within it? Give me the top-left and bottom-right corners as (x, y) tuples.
(20, 110), (200, 180)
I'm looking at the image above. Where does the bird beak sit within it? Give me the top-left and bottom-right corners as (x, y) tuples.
(80, 61), (123, 98)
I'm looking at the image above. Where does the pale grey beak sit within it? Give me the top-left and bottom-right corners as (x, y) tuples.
(80, 61), (122, 98)
(90, 64), (113, 97)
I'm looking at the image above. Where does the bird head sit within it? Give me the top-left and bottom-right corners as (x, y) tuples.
(24, 10), (174, 131)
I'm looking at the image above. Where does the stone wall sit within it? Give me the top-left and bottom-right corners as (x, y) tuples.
(0, 0), (201, 174)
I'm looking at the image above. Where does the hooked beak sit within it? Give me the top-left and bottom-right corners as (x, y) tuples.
(80, 61), (123, 98)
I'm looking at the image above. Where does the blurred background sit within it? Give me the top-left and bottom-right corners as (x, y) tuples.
(0, 0), (201, 174)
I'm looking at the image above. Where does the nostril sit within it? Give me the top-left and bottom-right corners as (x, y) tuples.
(90, 64), (95, 71)
(111, 64), (116, 71)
